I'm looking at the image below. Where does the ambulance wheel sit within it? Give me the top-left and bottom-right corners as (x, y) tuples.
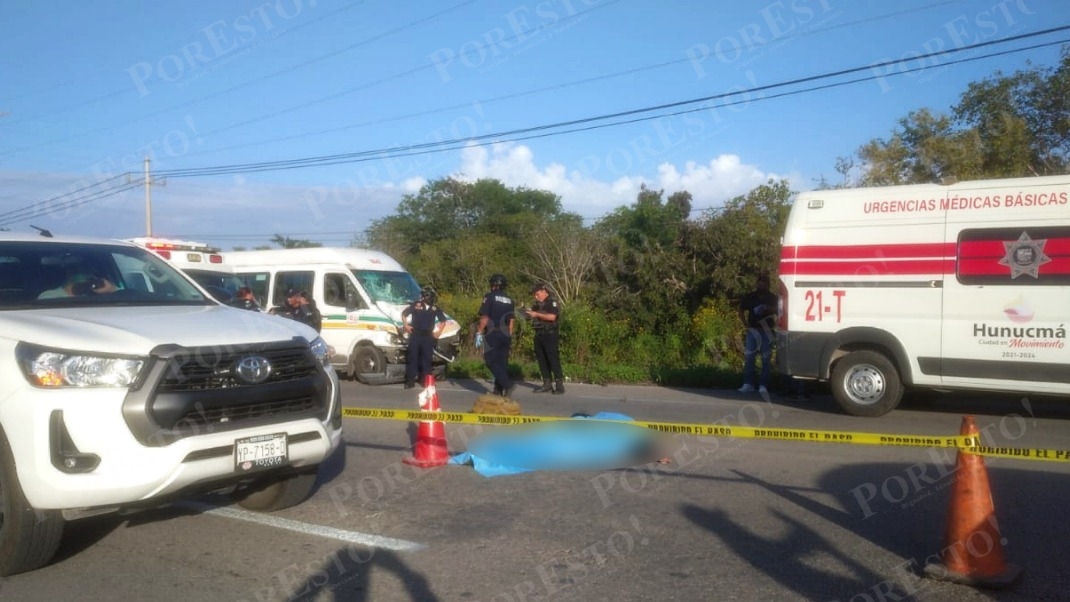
(831, 350), (903, 417)
(352, 345), (386, 384)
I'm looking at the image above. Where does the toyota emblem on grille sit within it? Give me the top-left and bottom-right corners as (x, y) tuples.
(234, 355), (272, 384)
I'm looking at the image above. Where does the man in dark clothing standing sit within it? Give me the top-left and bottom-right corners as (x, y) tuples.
(401, 287), (447, 389)
(475, 274), (516, 398)
(737, 274), (779, 394)
(524, 283), (564, 394)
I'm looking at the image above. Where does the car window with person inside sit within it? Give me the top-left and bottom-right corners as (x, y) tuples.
(0, 241), (214, 309)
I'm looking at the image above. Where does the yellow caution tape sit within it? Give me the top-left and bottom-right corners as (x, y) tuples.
(340, 407), (1069, 463)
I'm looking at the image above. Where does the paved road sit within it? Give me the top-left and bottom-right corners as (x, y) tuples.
(3, 380), (1068, 601)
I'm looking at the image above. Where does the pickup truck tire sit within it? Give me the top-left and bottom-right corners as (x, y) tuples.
(831, 350), (903, 417)
(0, 430), (64, 576)
(232, 468), (318, 512)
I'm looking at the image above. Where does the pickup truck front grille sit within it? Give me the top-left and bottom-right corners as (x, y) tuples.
(122, 339), (332, 445)
(157, 347), (317, 392)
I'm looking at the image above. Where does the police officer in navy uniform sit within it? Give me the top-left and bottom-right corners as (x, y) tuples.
(401, 287), (447, 389)
(524, 283), (564, 394)
(475, 274), (516, 398)
(273, 288), (322, 332)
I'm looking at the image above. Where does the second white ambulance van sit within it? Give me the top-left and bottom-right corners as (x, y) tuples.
(777, 175), (1069, 416)
(224, 247), (461, 384)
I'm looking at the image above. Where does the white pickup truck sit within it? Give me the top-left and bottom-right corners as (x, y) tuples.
(0, 233), (343, 575)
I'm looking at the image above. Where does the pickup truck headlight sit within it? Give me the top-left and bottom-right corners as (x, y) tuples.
(15, 343), (144, 388)
(309, 336), (332, 368)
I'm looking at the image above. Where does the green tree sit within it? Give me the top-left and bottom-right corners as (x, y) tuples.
(858, 109), (983, 185)
(366, 177), (581, 297)
(594, 184), (691, 332)
(367, 177), (566, 257)
(688, 179), (794, 299)
(954, 47), (1070, 176)
(270, 234), (322, 248)
(855, 47), (1070, 183)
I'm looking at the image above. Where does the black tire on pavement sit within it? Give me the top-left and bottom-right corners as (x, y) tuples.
(830, 350), (904, 417)
(351, 345), (387, 384)
(0, 428), (64, 576)
(232, 468), (319, 512)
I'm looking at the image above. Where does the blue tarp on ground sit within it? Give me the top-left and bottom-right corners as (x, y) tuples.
(448, 412), (662, 477)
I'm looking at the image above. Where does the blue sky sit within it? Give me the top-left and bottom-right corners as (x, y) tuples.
(1, 0), (1067, 249)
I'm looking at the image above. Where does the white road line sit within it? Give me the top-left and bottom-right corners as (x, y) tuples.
(178, 501), (426, 551)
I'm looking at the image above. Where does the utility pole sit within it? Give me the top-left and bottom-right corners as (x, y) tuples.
(127, 157), (165, 236)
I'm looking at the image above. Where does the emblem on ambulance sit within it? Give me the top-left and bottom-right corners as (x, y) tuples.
(998, 232), (1050, 279)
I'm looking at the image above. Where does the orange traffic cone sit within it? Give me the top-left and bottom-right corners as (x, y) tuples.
(403, 374), (449, 467)
(923, 415), (1021, 588)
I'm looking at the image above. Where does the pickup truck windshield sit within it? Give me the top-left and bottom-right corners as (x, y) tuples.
(0, 241), (213, 308)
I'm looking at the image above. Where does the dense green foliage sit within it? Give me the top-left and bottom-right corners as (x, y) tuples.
(853, 48), (1070, 186)
(364, 176), (793, 387)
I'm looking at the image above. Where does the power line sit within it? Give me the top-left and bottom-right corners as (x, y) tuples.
(0, 0), (601, 157)
(2, 30), (1066, 230)
(176, 0), (973, 158)
(151, 27), (1070, 179)
(0, 174), (130, 225)
(0, 0), (955, 159)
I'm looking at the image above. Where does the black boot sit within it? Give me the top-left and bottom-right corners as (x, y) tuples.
(404, 380), (415, 389)
(552, 380), (565, 395)
(534, 380), (553, 393)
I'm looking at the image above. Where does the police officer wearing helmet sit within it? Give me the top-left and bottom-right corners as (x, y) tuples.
(475, 273), (516, 397)
(401, 286), (447, 389)
(524, 282), (564, 394)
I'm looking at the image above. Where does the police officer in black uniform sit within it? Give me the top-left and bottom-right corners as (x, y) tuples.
(524, 283), (564, 394)
(475, 274), (516, 397)
(401, 287), (447, 389)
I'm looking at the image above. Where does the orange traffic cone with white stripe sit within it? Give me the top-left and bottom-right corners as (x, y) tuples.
(403, 374), (449, 467)
(923, 415), (1021, 588)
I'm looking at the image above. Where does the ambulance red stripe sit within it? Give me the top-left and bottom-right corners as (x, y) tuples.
(784, 243), (953, 260)
(784, 259), (955, 276)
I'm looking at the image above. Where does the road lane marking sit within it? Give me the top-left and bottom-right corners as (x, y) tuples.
(178, 501), (426, 551)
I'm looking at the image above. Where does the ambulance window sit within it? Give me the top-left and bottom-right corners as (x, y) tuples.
(236, 272), (270, 308)
(957, 227), (1070, 286)
(323, 273), (345, 306)
(273, 271), (315, 306)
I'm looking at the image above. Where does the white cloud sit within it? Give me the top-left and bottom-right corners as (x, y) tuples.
(455, 142), (786, 219)
(1, 144), (797, 246)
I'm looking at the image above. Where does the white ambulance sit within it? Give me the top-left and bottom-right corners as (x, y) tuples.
(224, 247), (461, 384)
(777, 175), (1069, 416)
(129, 237), (245, 303)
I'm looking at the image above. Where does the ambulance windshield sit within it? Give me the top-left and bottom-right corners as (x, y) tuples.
(352, 270), (421, 305)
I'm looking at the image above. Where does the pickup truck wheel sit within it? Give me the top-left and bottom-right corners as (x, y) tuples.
(0, 431), (64, 576)
(351, 346), (387, 384)
(831, 350), (903, 417)
(233, 468), (318, 512)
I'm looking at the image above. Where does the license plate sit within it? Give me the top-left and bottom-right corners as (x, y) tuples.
(234, 433), (288, 472)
